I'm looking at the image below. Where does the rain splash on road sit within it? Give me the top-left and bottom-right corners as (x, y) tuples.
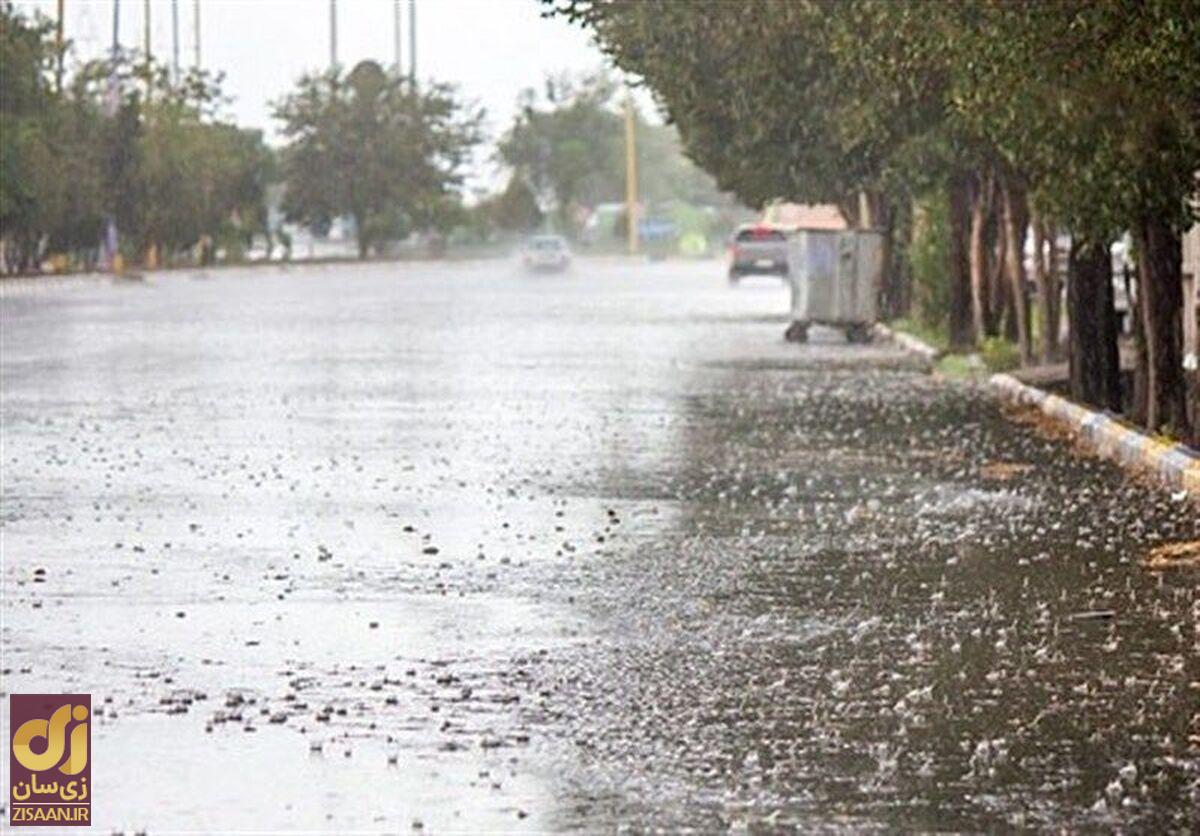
(2, 259), (1196, 830)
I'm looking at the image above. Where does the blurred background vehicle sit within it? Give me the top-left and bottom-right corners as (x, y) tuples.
(521, 235), (572, 272)
(727, 225), (789, 283)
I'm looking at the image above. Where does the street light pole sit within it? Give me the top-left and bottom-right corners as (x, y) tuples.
(55, 0), (64, 92)
(624, 93), (639, 256)
(408, 0), (416, 84)
(108, 0), (123, 276)
(193, 0), (200, 69)
(393, 0), (402, 74)
(172, 0), (180, 82)
(329, 0), (338, 70)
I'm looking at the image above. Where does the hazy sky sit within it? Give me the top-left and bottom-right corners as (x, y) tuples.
(16, 0), (617, 146)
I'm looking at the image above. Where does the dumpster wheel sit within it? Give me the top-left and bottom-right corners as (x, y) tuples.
(784, 321), (809, 344)
(844, 323), (873, 344)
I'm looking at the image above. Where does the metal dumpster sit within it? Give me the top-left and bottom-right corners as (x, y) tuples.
(784, 230), (883, 343)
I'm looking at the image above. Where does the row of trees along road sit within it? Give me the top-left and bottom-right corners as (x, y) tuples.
(554, 0), (1200, 444)
(1, 5), (270, 272)
(1, 5), (483, 270)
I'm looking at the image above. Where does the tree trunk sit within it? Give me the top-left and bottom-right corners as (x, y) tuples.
(990, 212), (1008, 338)
(858, 190), (897, 319)
(1031, 213), (1059, 362)
(838, 195), (862, 229)
(947, 174), (974, 350)
(872, 193), (897, 319)
(1067, 239), (1121, 412)
(1136, 217), (1190, 438)
(1000, 175), (1033, 365)
(968, 172), (991, 343)
(1127, 260), (1149, 424)
(1047, 226), (1062, 358)
(894, 219), (912, 317)
(353, 211), (370, 260)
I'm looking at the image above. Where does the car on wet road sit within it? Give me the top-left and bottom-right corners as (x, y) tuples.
(727, 224), (788, 282)
(521, 235), (571, 273)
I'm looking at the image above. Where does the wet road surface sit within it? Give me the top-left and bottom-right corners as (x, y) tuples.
(2, 259), (1197, 832)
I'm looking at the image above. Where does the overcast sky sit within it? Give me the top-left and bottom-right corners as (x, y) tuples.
(16, 0), (619, 147)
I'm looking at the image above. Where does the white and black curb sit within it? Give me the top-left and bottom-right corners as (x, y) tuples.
(873, 323), (942, 362)
(990, 373), (1200, 495)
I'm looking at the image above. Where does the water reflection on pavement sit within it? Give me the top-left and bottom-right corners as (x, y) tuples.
(1, 259), (1196, 831)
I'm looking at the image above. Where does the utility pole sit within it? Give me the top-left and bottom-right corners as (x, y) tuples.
(172, 0), (180, 82)
(193, 0), (200, 69)
(143, 0), (151, 60)
(393, 0), (402, 74)
(624, 93), (639, 255)
(55, 0), (64, 93)
(408, 0), (416, 84)
(329, 0), (338, 70)
(108, 0), (123, 276)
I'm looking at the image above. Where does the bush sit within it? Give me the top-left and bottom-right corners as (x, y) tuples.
(980, 337), (1020, 372)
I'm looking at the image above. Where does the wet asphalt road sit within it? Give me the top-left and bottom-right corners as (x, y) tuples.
(1, 258), (1198, 832)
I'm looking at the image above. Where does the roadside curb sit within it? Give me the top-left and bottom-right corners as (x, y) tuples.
(873, 323), (942, 362)
(989, 373), (1200, 496)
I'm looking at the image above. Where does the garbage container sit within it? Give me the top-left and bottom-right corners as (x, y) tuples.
(784, 229), (883, 344)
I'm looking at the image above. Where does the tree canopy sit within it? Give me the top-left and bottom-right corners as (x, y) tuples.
(496, 70), (734, 236)
(552, 0), (1200, 441)
(1, 2), (273, 272)
(273, 60), (483, 258)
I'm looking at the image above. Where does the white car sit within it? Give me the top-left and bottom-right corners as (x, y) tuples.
(521, 235), (571, 272)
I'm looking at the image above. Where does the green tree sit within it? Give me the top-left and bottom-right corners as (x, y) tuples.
(497, 72), (624, 234)
(485, 175), (544, 234)
(1, 2), (273, 274)
(496, 70), (735, 238)
(274, 60), (482, 258)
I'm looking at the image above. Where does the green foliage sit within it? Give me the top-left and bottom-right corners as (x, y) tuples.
(554, 0), (1198, 435)
(551, 2), (943, 212)
(495, 70), (733, 237)
(0, 3), (273, 272)
(907, 192), (952, 335)
(497, 72), (623, 233)
(979, 337), (1021, 373)
(274, 60), (482, 258)
(475, 176), (544, 235)
(934, 353), (986, 380)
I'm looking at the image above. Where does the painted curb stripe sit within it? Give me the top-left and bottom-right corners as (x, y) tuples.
(987, 374), (1198, 495)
